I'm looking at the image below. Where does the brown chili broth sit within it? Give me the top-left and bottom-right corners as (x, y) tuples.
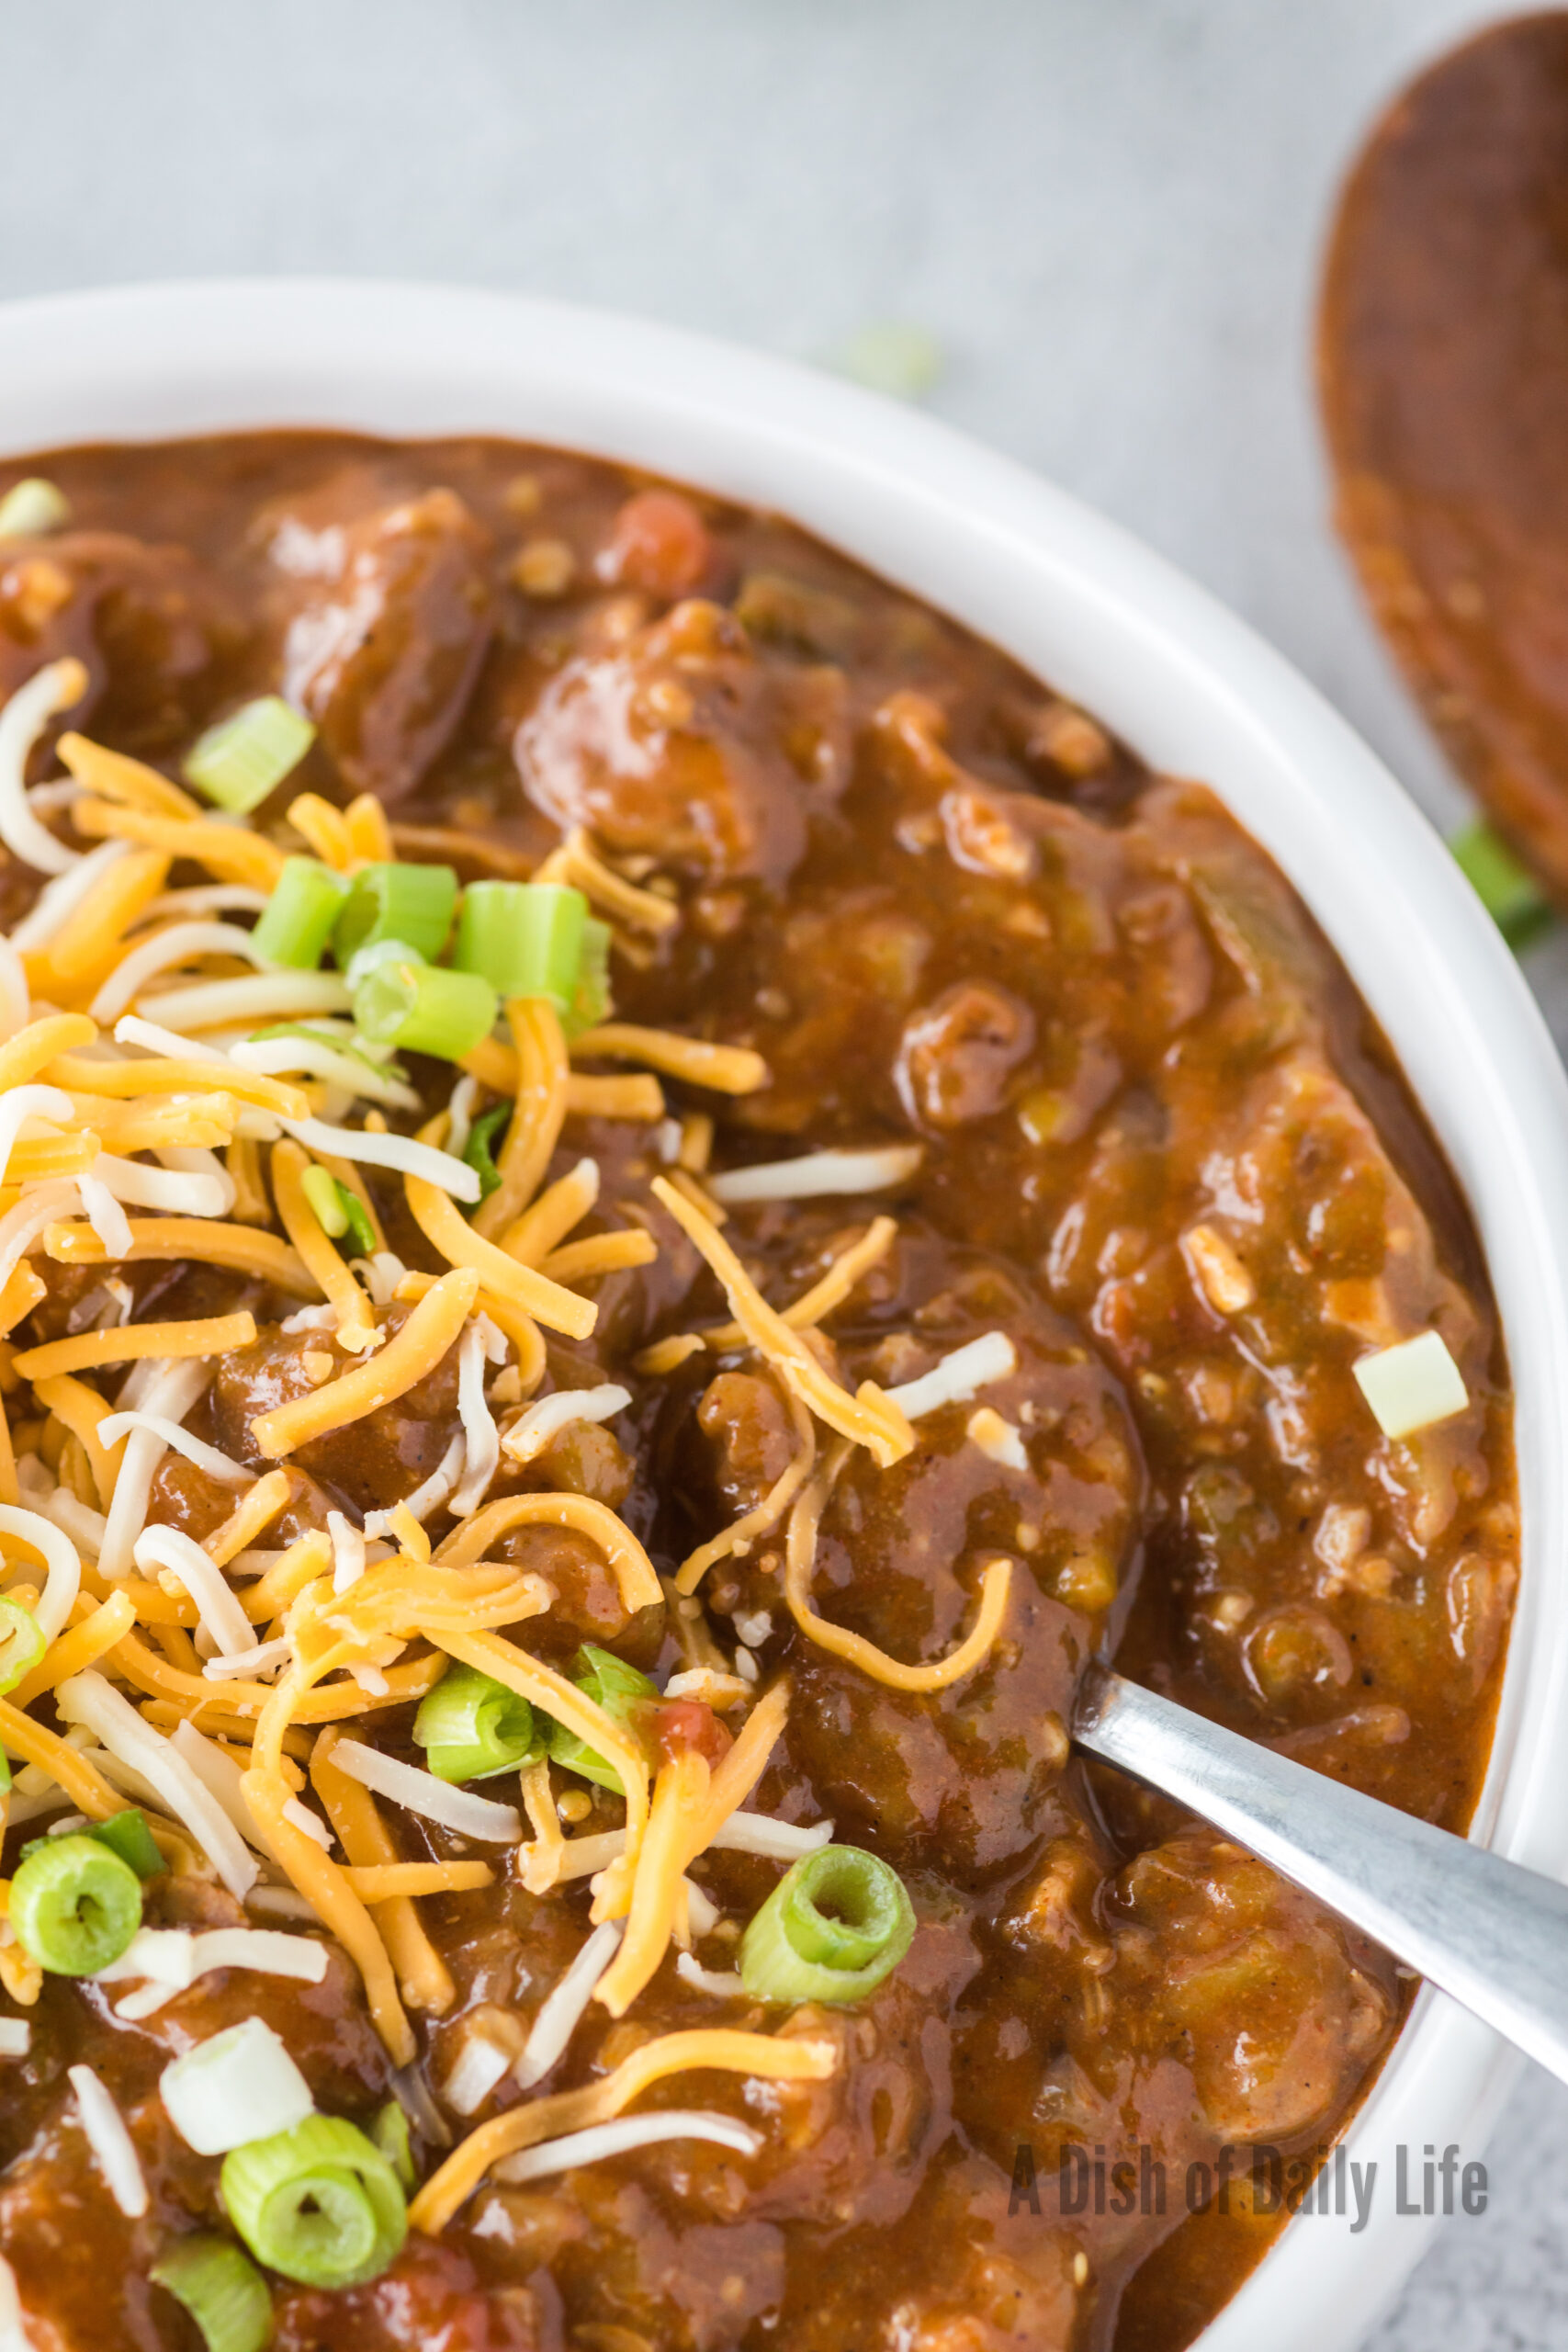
(0, 432), (1519, 2352)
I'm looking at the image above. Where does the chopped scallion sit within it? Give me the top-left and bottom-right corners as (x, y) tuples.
(300, 1163), (349, 1237)
(547, 1644), (656, 1794)
(250, 857), (351, 969)
(371, 2100), (416, 2194)
(0, 1599), (44, 1695)
(413, 1662), (546, 1783)
(353, 956), (498, 1062)
(452, 881), (587, 1007)
(183, 697), (316, 816)
(9, 1832), (142, 1975)
(739, 1842), (914, 2005)
(220, 2113), (406, 2290)
(333, 862), (457, 968)
(336, 1182), (378, 1258)
(462, 1101), (510, 1203)
(150, 2233), (273, 2352)
(0, 477), (70, 539)
(87, 1806), (165, 1881)
(1450, 819), (1554, 950)
(565, 914), (613, 1037)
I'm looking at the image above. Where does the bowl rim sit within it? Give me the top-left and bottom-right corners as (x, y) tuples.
(1, 275), (1564, 2350)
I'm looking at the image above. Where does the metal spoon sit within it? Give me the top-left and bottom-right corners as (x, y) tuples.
(1074, 1666), (1568, 2087)
(1319, 10), (1568, 897)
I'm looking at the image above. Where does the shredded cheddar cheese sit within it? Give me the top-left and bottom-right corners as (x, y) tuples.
(784, 1465), (1012, 1691)
(410, 2027), (836, 2234)
(650, 1177), (912, 1468)
(312, 1727), (456, 2015)
(251, 1270), (478, 1458)
(13, 1311), (257, 1384)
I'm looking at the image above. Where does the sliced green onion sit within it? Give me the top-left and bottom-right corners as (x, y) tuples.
(300, 1163), (348, 1238)
(184, 697), (315, 816)
(353, 956), (497, 1061)
(9, 1832), (142, 1975)
(547, 1644), (656, 1794)
(0, 478), (70, 539)
(371, 2100), (416, 2195)
(739, 1843), (914, 2006)
(333, 863), (457, 967)
(0, 1750), (12, 1794)
(564, 915), (613, 1038)
(336, 1183), (378, 1258)
(1450, 820), (1554, 951)
(250, 858), (351, 970)
(452, 882), (587, 1008)
(221, 2114), (406, 2290)
(87, 1806), (165, 1881)
(413, 1663), (546, 1783)
(462, 1102), (510, 1204)
(0, 1599), (45, 1694)
(250, 1022), (402, 1079)
(151, 2233), (273, 2352)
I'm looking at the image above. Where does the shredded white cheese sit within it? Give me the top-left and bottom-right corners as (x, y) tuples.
(707, 1144), (923, 1204)
(68, 2064), (148, 2218)
(55, 1671), (257, 1898)
(495, 2109), (761, 2185)
(443, 2029), (515, 2117)
(0, 662), (85, 876)
(134, 1524), (255, 1659)
(675, 1954), (746, 1997)
(884, 1329), (1018, 1421)
(90, 921), (276, 1023)
(449, 1321), (502, 1517)
(501, 1383), (632, 1469)
(515, 1919), (626, 2088)
(329, 1738), (522, 1842)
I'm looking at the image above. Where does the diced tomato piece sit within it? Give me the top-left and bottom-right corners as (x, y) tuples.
(601, 489), (714, 597)
(275, 2236), (537, 2352)
(652, 1697), (734, 1767)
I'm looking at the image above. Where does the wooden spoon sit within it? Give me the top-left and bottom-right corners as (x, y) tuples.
(1320, 9), (1568, 898)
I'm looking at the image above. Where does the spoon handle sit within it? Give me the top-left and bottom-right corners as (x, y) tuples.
(1075, 1668), (1568, 2087)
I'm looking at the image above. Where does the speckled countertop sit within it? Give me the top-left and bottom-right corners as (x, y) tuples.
(0, 0), (1557, 2340)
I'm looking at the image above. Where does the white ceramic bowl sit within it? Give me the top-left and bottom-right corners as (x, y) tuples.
(2, 277), (1564, 2349)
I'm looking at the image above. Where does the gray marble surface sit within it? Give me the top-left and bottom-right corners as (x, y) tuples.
(0, 0), (1560, 2342)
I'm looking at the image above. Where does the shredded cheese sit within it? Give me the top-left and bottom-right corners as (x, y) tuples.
(434, 1493), (661, 1615)
(42, 1216), (314, 1295)
(651, 1177), (912, 1467)
(676, 1396), (814, 1596)
(784, 1467), (1011, 1692)
(328, 1738), (522, 1843)
(410, 2027), (835, 2233)
(250, 1269), (477, 1459)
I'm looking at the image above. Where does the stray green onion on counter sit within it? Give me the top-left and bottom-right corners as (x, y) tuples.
(1450, 818), (1554, 951)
